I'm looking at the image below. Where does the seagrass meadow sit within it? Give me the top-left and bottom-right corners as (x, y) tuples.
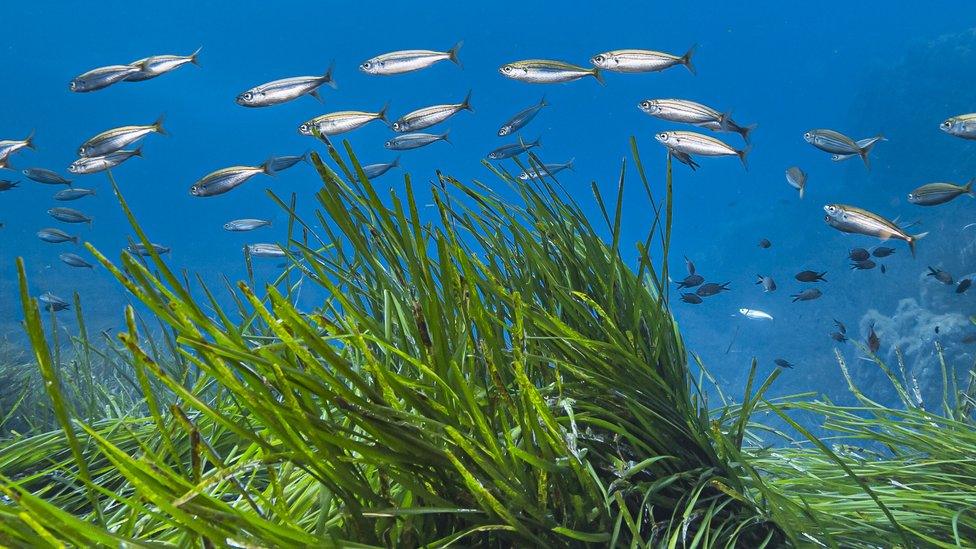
(0, 141), (974, 548)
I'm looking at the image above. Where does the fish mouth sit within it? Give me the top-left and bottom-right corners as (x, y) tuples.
(189, 186), (200, 196)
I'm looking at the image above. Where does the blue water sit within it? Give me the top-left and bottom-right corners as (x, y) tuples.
(1, 2), (974, 404)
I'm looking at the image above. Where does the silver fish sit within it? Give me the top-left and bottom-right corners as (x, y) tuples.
(823, 204), (928, 257)
(39, 292), (70, 311)
(907, 179), (974, 206)
(126, 47), (202, 82)
(127, 242), (171, 256)
(37, 228), (78, 244)
(518, 159), (574, 180)
(498, 96), (547, 136)
(268, 152), (310, 172)
(392, 91), (472, 132)
(69, 64), (140, 92)
(54, 188), (96, 201)
(654, 131), (749, 169)
(385, 131), (450, 150)
(0, 130), (36, 163)
(941, 113), (976, 140)
(68, 147), (142, 174)
(236, 64), (337, 107)
(361, 156), (400, 179)
(488, 137), (541, 160)
(24, 168), (71, 185)
(639, 99), (755, 142)
(246, 243), (287, 257)
(189, 161), (275, 197)
(298, 105), (389, 137)
(224, 219), (272, 231)
(739, 308), (773, 321)
(499, 59), (603, 84)
(48, 207), (92, 226)
(590, 46), (696, 74)
(79, 116), (166, 157)
(59, 253), (93, 269)
(830, 136), (886, 162)
(804, 129), (882, 168)
(360, 42), (462, 75)
(785, 166), (807, 199)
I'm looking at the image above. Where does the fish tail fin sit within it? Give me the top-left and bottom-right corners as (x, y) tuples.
(740, 123), (758, 144)
(153, 114), (168, 136)
(377, 102), (390, 123)
(539, 94), (548, 107)
(189, 46), (203, 66)
(71, 235), (79, 245)
(565, 157), (575, 171)
(88, 218), (93, 229)
(799, 183), (805, 200)
(323, 60), (338, 89)
(534, 136), (543, 149)
(133, 146), (144, 158)
(819, 271), (827, 281)
(261, 158), (277, 177)
(24, 129), (36, 150)
(908, 232), (929, 258)
(722, 282), (731, 290)
(591, 67), (605, 85)
(791, 294), (800, 303)
(391, 155), (401, 168)
(441, 129), (452, 144)
(301, 150), (312, 164)
(859, 134), (882, 169)
(737, 145), (751, 171)
(965, 177), (975, 196)
(448, 41), (463, 67)
(460, 89), (473, 112)
(681, 44), (698, 75)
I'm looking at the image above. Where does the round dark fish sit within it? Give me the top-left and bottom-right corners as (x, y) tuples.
(680, 293), (703, 304)
(758, 238), (771, 249)
(774, 359), (794, 369)
(872, 247), (896, 258)
(791, 288), (822, 302)
(848, 248), (870, 261)
(676, 274), (704, 289)
(683, 255), (696, 276)
(957, 279), (972, 294)
(696, 282), (730, 297)
(926, 267), (954, 285)
(850, 259), (876, 270)
(795, 270), (827, 282)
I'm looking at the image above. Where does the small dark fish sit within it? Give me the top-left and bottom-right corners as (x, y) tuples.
(774, 358), (794, 369)
(362, 156), (401, 179)
(23, 168), (71, 186)
(957, 279), (972, 294)
(669, 149), (700, 170)
(680, 293), (703, 304)
(696, 282), (731, 297)
(38, 292), (70, 312)
(70, 64), (140, 92)
(0, 180), (19, 191)
(755, 275), (776, 292)
(54, 188), (96, 201)
(268, 152), (310, 172)
(791, 288), (822, 302)
(834, 319), (847, 334)
(48, 207), (92, 227)
(850, 259), (876, 270)
(684, 256), (696, 275)
(127, 242), (171, 256)
(848, 248), (870, 261)
(867, 324), (880, 354)
(872, 246), (896, 258)
(795, 270), (827, 282)
(59, 253), (93, 269)
(758, 238), (771, 249)
(676, 274), (704, 289)
(927, 267), (954, 285)
(498, 95), (547, 136)
(37, 228), (78, 244)
(880, 264), (887, 274)
(488, 136), (541, 160)
(830, 332), (848, 343)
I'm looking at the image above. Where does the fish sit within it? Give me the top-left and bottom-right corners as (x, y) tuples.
(774, 358), (794, 369)
(695, 118), (758, 143)
(830, 136), (887, 162)
(54, 188), (96, 201)
(669, 149), (700, 170)
(791, 288), (822, 302)
(684, 256), (696, 275)
(38, 292), (70, 312)
(676, 274), (704, 289)
(69, 64), (140, 92)
(59, 252), (93, 269)
(804, 129), (883, 168)
(795, 270), (827, 282)
(590, 46), (697, 74)
(823, 204), (928, 257)
(639, 99), (754, 142)
(680, 293), (703, 304)
(498, 96), (547, 136)
(499, 59), (604, 84)
(246, 243), (287, 257)
(654, 131), (749, 169)
(872, 246), (896, 258)
(867, 324), (880, 353)
(696, 282), (730, 297)
(957, 279), (972, 294)
(850, 259), (876, 270)
(755, 275), (776, 292)
(23, 168), (71, 186)
(907, 179), (974, 206)
(739, 308), (773, 320)
(834, 319), (847, 334)
(927, 267), (954, 285)
(36, 228), (78, 244)
(963, 333), (976, 344)
(785, 166), (807, 199)
(48, 207), (92, 226)
(881, 264), (887, 274)
(125, 47), (202, 82)
(360, 42), (463, 75)
(298, 105), (389, 137)
(224, 219), (272, 232)
(127, 242), (171, 256)
(190, 161), (275, 197)
(849, 248), (870, 261)
(362, 157), (401, 179)
(758, 238), (771, 249)
(0, 180), (19, 191)
(236, 64), (337, 107)
(0, 130), (36, 163)
(830, 332), (848, 343)
(79, 116), (167, 157)
(940, 113), (976, 139)
(488, 137), (542, 160)
(392, 91), (472, 132)
(67, 147), (142, 174)
(268, 152), (310, 172)
(385, 131), (451, 150)
(518, 159), (574, 181)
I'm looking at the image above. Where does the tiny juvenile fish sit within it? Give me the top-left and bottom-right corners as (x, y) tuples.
(830, 136), (886, 162)
(823, 204), (928, 257)
(957, 279), (972, 294)
(670, 149), (700, 170)
(190, 161), (275, 197)
(684, 256), (696, 275)
(655, 131), (749, 169)
(590, 46), (696, 74)
(850, 259), (876, 270)
(488, 136), (541, 160)
(518, 159), (574, 181)
(37, 228), (78, 244)
(237, 64), (337, 107)
(54, 188), (96, 201)
(24, 168), (71, 186)
(774, 359), (794, 369)
(849, 248), (870, 261)
(39, 292), (70, 312)
(48, 207), (92, 226)
(68, 147), (142, 174)
(795, 270), (826, 282)
(360, 42), (463, 75)
(385, 131), (450, 150)
(927, 267), (954, 285)
(498, 95), (547, 136)
(867, 324), (880, 353)
(224, 219), (272, 232)
(941, 113), (976, 140)
(755, 275), (776, 292)
(785, 166), (807, 199)
(676, 274), (704, 289)
(791, 288), (822, 302)
(758, 238), (771, 249)
(804, 129), (883, 168)
(0, 180), (19, 191)
(298, 105), (389, 137)
(392, 90), (472, 132)
(79, 116), (166, 157)
(830, 331), (848, 343)
(126, 47), (202, 82)
(246, 243), (287, 257)
(499, 59), (604, 84)
(60, 252), (93, 269)
(739, 308), (773, 320)
(680, 293), (703, 304)
(696, 282), (730, 297)
(872, 246), (896, 258)
(0, 130), (36, 163)
(70, 64), (140, 92)
(127, 242), (171, 256)
(269, 152), (309, 172)
(362, 156), (401, 179)
(908, 179), (974, 206)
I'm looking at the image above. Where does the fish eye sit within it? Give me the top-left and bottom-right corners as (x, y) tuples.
(299, 123), (309, 133)
(594, 55), (605, 63)
(503, 66), (513, 73)
(361, 61), (371, 70)
(392, 122), (401, 131)
(803, 132), (812, 139)
(243, 92), (252, 101)
(941, 120), (952, 128)
(68, 81), (76, 91)
(907, 193), (914, 200)
(639, 100), (650, 109)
